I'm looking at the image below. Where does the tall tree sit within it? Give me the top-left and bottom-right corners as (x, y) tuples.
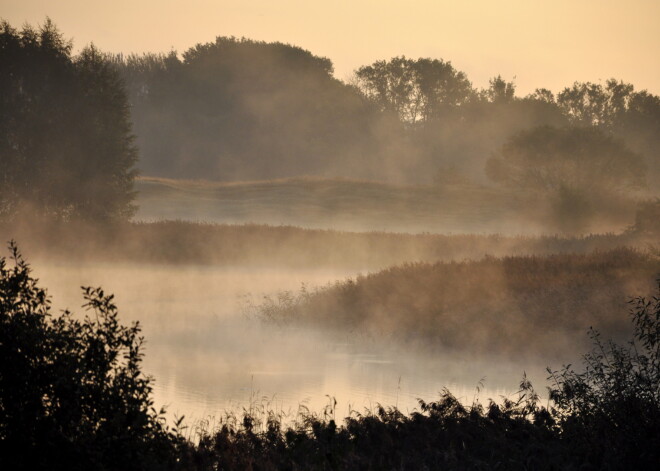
(485, 75), (516, 103)
(0, 20), (137, 222)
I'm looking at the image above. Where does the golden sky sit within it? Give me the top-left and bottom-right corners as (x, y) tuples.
(2, 0), (659, 95)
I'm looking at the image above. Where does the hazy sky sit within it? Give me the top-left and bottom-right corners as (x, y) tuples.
(2, 0), (659, 95)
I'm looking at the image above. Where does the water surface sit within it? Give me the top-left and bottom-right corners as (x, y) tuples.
(35, 261), (548, 423)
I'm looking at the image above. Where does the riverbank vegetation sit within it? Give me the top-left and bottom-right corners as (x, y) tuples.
(248, 248), (659, 359)
(1, 216), (657, 271)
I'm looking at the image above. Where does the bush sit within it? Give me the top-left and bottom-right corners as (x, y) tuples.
(0, 242), (175, 470)
(548, 280), (660, 469)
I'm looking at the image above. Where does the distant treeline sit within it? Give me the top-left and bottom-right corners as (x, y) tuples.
(2, 19), (658, 227)
(113, 38), (660, 188)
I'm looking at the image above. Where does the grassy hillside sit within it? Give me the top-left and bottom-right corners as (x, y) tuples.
(134, 176), (530, 234)
(134, 176), (639, 235)
(249, 248), (659, 358)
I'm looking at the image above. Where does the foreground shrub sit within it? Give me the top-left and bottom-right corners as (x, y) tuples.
(548, 283), (660, 469)
(0, 242), (176, 470)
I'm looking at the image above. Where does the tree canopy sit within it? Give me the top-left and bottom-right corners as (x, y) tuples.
(0, 20), (137, 222)
(485, 75), (516, 103)
(486, 125), (646, 194)
(10, 20), (655, 190)
(111, 39), (660, 187)
(531, 79), (660, 183)
(353, 56), (475, 123)
(114, 37), (399, 181)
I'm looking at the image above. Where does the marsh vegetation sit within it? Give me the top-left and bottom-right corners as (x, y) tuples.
(248, 248), (659, 358)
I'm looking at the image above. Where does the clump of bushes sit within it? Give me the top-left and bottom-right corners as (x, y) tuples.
(1, 242), (658, 469)
(0, 241), (179, 470)
(548, 287), (660, 468)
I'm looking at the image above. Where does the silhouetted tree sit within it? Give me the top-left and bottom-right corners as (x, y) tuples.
(527, 87), (555, 104)
(353, 57), (475, 123)
(550, 79), (660, 184)
(0, 20), (137, 222)
(556, 79), (632, 127)
(485, 75), (516, 103)
(486, 125), (646, 230)
(413, 91), (567, 184)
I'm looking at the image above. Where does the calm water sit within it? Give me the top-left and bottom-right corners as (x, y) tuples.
(35, 262), (547, 424)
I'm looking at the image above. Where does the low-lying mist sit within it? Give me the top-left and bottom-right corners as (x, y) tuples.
(31, 259), (539, 420)
(20, 240), (657, 424)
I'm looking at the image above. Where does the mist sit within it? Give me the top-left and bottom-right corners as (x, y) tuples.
(1, 17), (659, 469)
(31, 260), (550, 421)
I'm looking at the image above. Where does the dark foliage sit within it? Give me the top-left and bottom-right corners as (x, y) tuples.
(177, 388), (568, 470)
(548, 284), (660, 469)
(0, 20), (137, 222)
(0, 242), (175, 470)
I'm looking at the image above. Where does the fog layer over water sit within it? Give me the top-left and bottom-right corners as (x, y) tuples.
(34, 261), (547, 421)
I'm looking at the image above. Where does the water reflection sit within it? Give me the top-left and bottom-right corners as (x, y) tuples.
(35, 262), (547, 423)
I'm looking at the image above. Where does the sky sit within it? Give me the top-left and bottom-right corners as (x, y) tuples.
(2, 0), (659, 96)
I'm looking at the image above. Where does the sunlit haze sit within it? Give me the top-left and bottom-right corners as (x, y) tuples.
(3, 0), (659, 95)
(2, 0), (659, 467)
